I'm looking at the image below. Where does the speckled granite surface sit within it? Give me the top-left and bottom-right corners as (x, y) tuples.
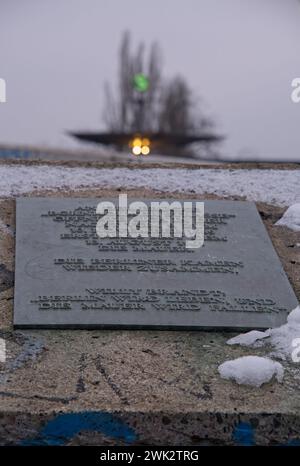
(0, 176), (299, 445)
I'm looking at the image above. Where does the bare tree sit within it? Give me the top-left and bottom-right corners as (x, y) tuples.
(103, 81), (119, 132)
(103, 31), (214, 138)
(158, 76), (191, 134)
(143, 41), (162, 131)
(104, 31), (162, 133)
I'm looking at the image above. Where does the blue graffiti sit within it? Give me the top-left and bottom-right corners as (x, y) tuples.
(21, 411), (137, 446)
(233, 421), (300, 446)
(0, 148), (40, 159)
(282, 439), (300, 447)
(232, 422), (255, 446)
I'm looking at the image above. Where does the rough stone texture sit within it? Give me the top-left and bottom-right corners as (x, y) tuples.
(0, 173), (299, 445)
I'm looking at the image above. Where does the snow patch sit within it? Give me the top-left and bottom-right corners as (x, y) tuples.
(227, 305), (300, 360)
(227, 330), (270, 347)
(275, 204), (300, 231)
(218, 356), (284, 387)
(0, 165), (299, 206)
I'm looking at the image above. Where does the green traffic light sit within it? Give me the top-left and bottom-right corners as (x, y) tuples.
(133, 73), (149, 93)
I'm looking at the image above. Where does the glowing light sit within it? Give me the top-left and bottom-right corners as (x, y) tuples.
(142, 138), (150, 146)
(130, 135), (151, 156)
(132, 145), (142, 155)
(141, 145), (150, 155)
(132, 137), (142, 147)
(133, 74), (149, 93)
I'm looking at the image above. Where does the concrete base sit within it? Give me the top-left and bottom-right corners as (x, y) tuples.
(0, 182), (299, 445)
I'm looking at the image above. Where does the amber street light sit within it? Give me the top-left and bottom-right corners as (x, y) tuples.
(130, 136), (151, 156)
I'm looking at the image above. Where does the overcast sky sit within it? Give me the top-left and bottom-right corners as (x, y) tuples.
(1, 0), (300, 160)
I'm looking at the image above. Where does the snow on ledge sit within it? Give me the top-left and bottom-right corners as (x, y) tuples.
(219, 306), (300, 387)
(275, 204), (300, 231)
(0, 165), (299, 205)
(227, 305), (300, 360)
(218, 356), (284, 387)
(227, 329), (271, 347)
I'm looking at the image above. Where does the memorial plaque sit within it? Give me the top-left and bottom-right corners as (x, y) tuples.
(14, 198), (298, 330)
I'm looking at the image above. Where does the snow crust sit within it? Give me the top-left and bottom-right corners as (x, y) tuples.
(218, 356), (284, 387)
(219, 306), (300, 387)
(227, 306), (300, 360)
(0, 165), (299, 206)
(276, 204), (300, 231)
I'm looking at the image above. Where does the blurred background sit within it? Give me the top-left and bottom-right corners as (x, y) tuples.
(0, 0), (300, 163)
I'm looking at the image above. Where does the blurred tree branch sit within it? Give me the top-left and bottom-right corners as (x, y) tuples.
(103, 31), (214, 137)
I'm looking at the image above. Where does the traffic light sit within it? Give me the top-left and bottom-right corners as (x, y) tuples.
(133, 74), (149, 93)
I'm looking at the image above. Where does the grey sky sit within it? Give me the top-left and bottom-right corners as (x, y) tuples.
(1, 0), (300, 160)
